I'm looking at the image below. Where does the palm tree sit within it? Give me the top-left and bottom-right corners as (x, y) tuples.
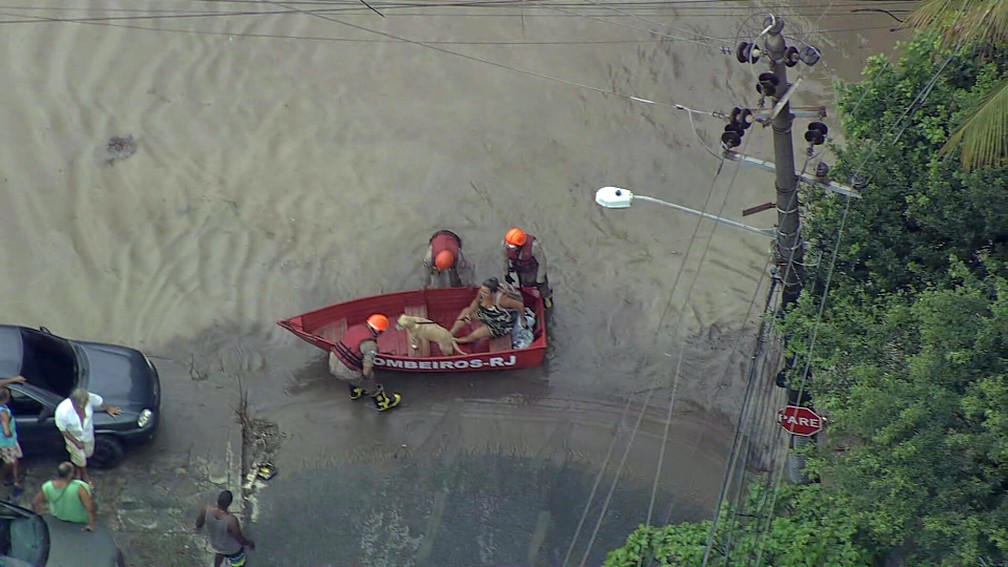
(907, 0), (1008, 171)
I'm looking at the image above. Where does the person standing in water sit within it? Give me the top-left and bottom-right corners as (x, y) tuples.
(196, 490), (256, 567)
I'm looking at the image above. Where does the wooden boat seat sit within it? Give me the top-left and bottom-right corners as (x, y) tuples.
(489, 335), (512, 353)
(319, 318), (348, 343)
(404, 305), (431, 358)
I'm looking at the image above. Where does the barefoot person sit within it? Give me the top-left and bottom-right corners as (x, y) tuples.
(196, 490), (255, 567)
(0, 385), (24, 498)
(54, 388), (120, 485)
(450, 277), (529, 344)
(31, 462), (97, 532)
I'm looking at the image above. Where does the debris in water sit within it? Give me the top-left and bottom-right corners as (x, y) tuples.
(105, 135), (137, 166)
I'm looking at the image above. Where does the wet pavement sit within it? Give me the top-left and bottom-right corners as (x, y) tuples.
(244, 380), (737, 566)
(252, 454), (696, 567)
(8, 354), (246, 566)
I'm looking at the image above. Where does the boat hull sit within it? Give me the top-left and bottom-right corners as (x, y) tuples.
(276, 286), (547, 373)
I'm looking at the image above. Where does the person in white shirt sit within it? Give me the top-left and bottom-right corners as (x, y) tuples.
(54, 388), (120, 486)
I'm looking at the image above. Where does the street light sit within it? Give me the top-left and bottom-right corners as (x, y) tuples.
(594, 186), (776, 237)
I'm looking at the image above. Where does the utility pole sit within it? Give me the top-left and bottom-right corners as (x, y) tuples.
(718, 15), (862, 486)
(763, 18), (803, 308)
(720, 15), (842, 312)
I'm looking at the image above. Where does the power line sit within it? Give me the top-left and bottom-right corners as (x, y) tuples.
(696, 267), (779, 562)
(0, 1), (916, 27)
(573, 0), (731, 46)
(561, 155), (725, 564)
(643, 147), (761, 532)
(525, 0), (722, 48)
(658, 251), (776, 528)
(580, 104), (772, 560)
(744, 16), (966, 566)
(0, 7), (730, 115)
(573, 156), (731, 567)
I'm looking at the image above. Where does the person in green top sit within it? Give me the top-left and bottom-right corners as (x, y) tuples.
(31, 461), (96, 531)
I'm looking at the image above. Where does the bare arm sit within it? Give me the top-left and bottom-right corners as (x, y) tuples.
(457, 295), (480, 322)
(32, 490), (45, 514)
(228, 515), (256, 549)
(59, 428), (83, 449)
(195, 507), (206, 530)
(97, 402), (121, 417)
(78, 484), (96, 531)
(0, 376), (26, 388)
(501, 296), (528, 325)
(1, 410), (11, 438)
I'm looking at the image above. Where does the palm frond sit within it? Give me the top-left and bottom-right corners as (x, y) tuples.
(941, 79), (1008, 171)
(907, 0), (1008, 47)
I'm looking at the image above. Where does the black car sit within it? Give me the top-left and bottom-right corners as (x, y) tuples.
(0, 500), (125, 566)
(0, 325), (161, 468)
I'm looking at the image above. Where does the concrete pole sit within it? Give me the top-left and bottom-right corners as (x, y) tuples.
(763, 17), (804, 307)
(762, 17), (813, 486)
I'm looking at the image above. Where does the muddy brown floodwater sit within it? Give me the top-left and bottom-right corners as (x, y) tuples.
(0, 0), (910, 564)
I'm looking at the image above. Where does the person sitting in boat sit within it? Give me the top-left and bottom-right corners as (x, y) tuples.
(450, 277), (529, 344)
(328, 314), (402, 412)
(422, 229), (473, 289)
(502, 227), (553, 309)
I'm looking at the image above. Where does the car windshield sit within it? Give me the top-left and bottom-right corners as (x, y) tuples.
(0, 506), (48, 566)
(17, 328), (77, 398)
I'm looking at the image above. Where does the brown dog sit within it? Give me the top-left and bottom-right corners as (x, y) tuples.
(396, 314), (468, 356)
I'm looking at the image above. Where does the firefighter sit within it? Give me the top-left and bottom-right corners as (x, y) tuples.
(422, 229), (472, 288)
(502, 227), (553, 308)
(327, 314), (402, 412)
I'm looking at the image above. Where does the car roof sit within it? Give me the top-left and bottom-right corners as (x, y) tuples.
(0, 325), (24, 377)
(43, 515), (121, 567)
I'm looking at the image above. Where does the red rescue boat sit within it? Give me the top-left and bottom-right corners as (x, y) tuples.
(276, 287), (547, 373)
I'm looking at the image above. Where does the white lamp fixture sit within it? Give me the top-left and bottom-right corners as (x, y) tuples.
(595, 186), (635, 209)
(593, 186), (776, 238)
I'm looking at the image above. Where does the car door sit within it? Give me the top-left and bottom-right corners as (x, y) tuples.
(6, 386), (63, 456)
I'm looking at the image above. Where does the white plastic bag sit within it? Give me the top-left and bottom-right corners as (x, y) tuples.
(510, 308), (536, 349)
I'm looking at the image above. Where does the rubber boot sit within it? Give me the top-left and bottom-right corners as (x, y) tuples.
(348, 383), (364, 400)
(371, 386), (402, 412)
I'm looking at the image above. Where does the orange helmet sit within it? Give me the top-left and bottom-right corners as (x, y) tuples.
(505, 227), (526, 247)
(367, 314), (390, 333)
(434, 250), (455, 271)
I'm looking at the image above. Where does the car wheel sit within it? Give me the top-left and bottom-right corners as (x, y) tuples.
(90, 436), (125, 469)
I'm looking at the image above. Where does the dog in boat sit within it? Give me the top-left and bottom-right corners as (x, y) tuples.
(396, 314), (468, 356)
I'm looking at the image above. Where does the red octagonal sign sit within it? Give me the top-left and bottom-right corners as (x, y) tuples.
(777, 405), (824, 436)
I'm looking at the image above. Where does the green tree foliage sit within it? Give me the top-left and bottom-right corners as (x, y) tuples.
(605, 31), (1008, 567)
(907, 0), (1008, 171)
(602, 483), (872, 567)
(779, 32), (1008, 565)
(803, 34), (1008, 296)
(785, 266), (1008, 564)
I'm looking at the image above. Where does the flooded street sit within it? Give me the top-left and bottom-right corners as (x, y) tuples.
(0, 0), (909, 564)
